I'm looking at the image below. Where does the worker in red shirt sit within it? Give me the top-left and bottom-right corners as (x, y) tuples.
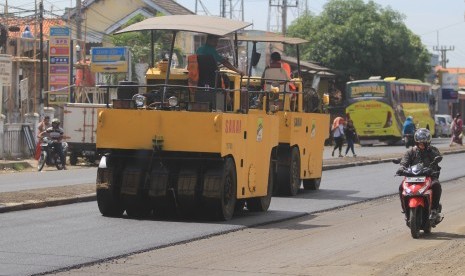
(266, 52), (296, 91)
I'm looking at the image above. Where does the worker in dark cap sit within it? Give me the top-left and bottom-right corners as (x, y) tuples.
(196, 35), (243, 76)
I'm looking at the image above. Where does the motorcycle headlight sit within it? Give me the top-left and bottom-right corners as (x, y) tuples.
(168, 96), (178, 107)
(133, 94), (146, 108)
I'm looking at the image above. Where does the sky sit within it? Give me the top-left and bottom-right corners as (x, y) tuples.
(7, 0), (465, 67)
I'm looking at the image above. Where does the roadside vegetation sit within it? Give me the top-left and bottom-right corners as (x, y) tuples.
(286, 0), (431, 83)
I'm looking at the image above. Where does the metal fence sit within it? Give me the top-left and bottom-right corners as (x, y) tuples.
(2, 123), (34, 159)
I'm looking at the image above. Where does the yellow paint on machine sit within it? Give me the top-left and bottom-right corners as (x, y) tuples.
(96, 108), (279, 198)
(278, 111), (330, 179)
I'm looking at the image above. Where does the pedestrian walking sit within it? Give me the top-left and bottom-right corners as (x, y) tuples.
(344, 119), (358, 157)
(450, 113), (463, 146)
(331, 117), (345, 157)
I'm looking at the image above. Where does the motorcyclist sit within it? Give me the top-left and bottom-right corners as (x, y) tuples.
(396, 128), (442, 220)
(402, 116), (416, 148)
(39, 118), (67, 170)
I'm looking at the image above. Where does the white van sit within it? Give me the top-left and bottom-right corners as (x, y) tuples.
(434, 114), (452, 137)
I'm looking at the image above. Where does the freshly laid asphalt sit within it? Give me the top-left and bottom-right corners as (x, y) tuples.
(0, 144), (464, 213)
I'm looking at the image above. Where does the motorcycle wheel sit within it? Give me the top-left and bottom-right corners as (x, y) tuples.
(409, 208), (421, 239)
(55, 154), (64, 170)
(38, 151), (47, 171)
(424, 218), (432, 234)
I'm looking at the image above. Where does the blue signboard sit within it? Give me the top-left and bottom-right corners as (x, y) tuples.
(90, 47), (128, 73)
(50, 57), (69, 64)
(50, 27), (71, 37)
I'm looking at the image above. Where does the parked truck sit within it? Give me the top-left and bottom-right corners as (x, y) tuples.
(63, 103), (105, 165)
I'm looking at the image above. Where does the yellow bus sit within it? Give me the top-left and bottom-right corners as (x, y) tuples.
(345, 77), (435, 145)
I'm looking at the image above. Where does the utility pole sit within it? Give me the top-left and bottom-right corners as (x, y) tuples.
(433, 45), (454, 68)
(268, 0), (298, 35)
(76, 0), (82, 62)
(39, 0), (44, 113)
(221, 0), (226, 17)
(219, 0), (243, 21)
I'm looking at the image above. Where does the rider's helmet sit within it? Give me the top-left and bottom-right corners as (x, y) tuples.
(51, 118), (61, 127)
(414, 128), (431, 148)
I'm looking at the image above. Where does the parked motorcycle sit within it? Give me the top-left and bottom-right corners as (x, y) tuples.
(403, 133), (415, 148)
(37, 137), (68, 171)
(394, 156), (443, 239)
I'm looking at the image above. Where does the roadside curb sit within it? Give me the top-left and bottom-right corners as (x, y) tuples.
(323, 158), (396, 170)
(0, 194), (96, 213)
(323, 148), (465, 170)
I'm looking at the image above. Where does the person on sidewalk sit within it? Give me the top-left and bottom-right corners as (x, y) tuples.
(344, 119), (358, 157)
(331, 117), (345, 157)
(450, 113), (463, 146)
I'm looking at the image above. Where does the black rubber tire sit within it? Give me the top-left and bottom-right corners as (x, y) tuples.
(55, 154), (64, 170)
(247, 157), (274, 212)
(303, 178), (321, 190)
(125, 199), (152, 219)
(86, 155), (96, 164)
(69, 153), (78, 166)
(409, 208), (421, 239)
(97, 189), (125, 217)
(37, 151), (46, 171)
(289, 147), (301, 196)
(216, 157), (237, 221)
(96, 167), (125, 217)
(234, 200), (245, 212)
(424, 218), (432, 234)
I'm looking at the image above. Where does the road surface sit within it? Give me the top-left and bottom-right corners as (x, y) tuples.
(50, 176), (465, 276)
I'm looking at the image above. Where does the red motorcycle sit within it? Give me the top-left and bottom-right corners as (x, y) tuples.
(395, 156), (443, 239)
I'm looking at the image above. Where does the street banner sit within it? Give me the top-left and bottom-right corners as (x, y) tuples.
(48, 27), (71, 105)
(0, 54), (12, 86)
(441, 72), (458, 100)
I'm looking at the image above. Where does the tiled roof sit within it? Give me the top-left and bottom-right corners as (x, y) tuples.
(152, 0), (194, 15)
(77, 0), (193, 17)
(1, 17), (66, 39)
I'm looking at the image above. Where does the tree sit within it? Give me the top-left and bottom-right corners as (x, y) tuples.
(286, 0), (430, 82)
